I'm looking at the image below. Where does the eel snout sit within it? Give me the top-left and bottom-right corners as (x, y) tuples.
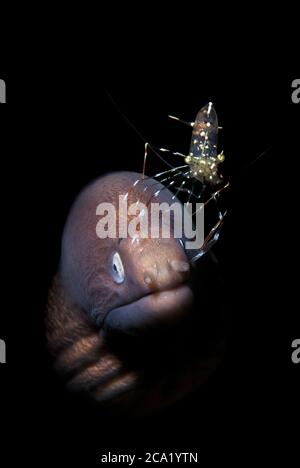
(104, 237), (194, 337)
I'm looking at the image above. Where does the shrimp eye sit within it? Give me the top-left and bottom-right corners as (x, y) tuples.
(111, 252), (125, 284)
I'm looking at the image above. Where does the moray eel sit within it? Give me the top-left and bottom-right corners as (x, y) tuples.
(46, 171), (226, 417)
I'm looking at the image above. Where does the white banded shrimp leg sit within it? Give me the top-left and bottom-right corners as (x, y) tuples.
(168, 115), (195, 127)
(150, 169), (191, 202)
(154, 145), (187, 160)
(142, 143), (184, 179)
(173, 178), (206, 204)
(190, 182), (230, 262)
(147, 146), (208, 203)
(190, 217), (224, 262)
(138, 167), (191, 207)
(192, 182), (230, 217)
(186, 180), (195, 206)
(126, 162), (188, 210)
(132, 165), (190, 209)
(142, 142), (189, 179)
(143, 144), (196, 201)
(172, 179), (188, 200)
(207, 182), (230, 214)
(134, 164), (190, 190)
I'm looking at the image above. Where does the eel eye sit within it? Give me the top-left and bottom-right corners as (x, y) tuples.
(111, 252), (125, 284)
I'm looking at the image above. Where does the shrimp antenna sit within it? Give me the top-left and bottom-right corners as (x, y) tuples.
(232, 147), (271, 180)
(104, 89), (175, 170)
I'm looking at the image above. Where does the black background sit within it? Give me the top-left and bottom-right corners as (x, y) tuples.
(0, 45), (299, 466)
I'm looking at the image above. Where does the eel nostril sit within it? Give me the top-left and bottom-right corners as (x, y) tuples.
(170, 260), (190, 274)
(143, 267), (158, 288)
(144, 275), (152, 286)
(144, 260), (189, 290)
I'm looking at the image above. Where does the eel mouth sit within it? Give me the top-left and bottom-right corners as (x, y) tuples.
(63, 284), (194, 411)
(103, 283), (194, 336)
